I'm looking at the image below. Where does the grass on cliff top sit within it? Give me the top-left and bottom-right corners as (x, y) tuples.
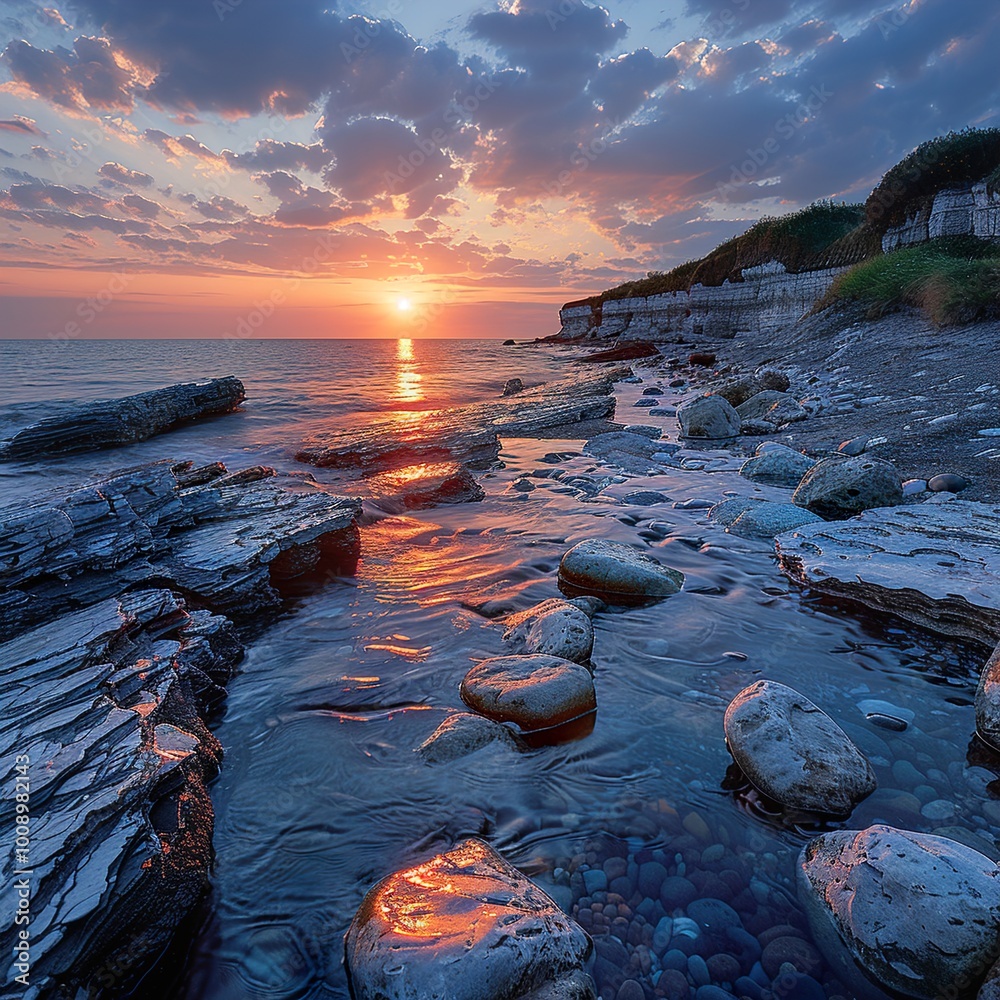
(572, 201), (866, 309)
(866, 127), (1000, 235)
(817, 236), (1000, 326)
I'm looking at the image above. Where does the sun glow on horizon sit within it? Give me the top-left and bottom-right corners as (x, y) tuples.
(396, 296), (413, 313)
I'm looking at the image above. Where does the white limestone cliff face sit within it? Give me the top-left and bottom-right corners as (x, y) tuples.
(882, 180), (1000, 251)
(558, 263), (845, 342)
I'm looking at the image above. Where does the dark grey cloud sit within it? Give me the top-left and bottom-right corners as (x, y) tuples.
(0, 116), (47, 137)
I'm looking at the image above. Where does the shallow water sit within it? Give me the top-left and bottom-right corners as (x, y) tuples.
(0, 339), (994, 1000)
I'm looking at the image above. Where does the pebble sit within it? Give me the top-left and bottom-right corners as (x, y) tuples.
(660, 876), (698, 910)
(902, 478), (928, 496)
(688, 954), (710, 986)
(683, 812), (711, 841)
(921, 798), (957, 821)
(673, 498), (715, 510)
(695, 988), (733, 1000)
(634, 398), (659, 407)
(623, 490), (671, 506)
(642, 386), (662, 395)
(657, 969), (690, 998)
(639, 861), (668, 898)
(649, 407), (677, 416)
(671, 917), (700, 939)
(928, 473), (970, 492)
(618, 980), (645, 1000)
(583, 868), (608, 895)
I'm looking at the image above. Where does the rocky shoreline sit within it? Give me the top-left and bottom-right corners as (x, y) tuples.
(3, 340), (1000, 999)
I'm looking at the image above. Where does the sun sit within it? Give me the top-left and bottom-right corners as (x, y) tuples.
(396, 296), (413, 313)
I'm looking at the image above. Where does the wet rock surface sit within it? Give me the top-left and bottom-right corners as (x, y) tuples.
(368, 461), (485, 512)
(977, 641), (1000, 751)
(740, 444), (816, 488)
(558, 538), (683, 603)
(798, 826), (1000, 1000)
(776, 498), (1000, 647)
(0, 376), (245, 460)
(416, 712), (519, 763)
(724, 681), (876, 816)
(297, 369), (626, 471)
(502, 598), (595, 664)
(460, 654), (597, 734)
(727, 502), (823, 539)
(344, 839), (593, 1000)
(791, 455), (903, 518)
(0, 459), (362, 996)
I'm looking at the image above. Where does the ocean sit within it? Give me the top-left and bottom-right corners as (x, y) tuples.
(0, 338), (982, 1000)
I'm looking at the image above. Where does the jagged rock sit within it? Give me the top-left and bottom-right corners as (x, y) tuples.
(502, 599), (594, 664)
(558, 538), (683, 603)
(461, 654), (597, 734)
(416, 713), (518, 764)
(798, 826), (1000, 999)
(725, 680), (876, 815)
(0, 461), (362, 637)
(344, 839), (592, 1000)
(0, 589), (243, 996)
(740, 443), (817, 488)
(976, 641), (1000, 751)
(677, 395), (741, 439)
(0, 377), (245, 460)
(503, 378), (525, 396)
(369, 462), (485, 512)
(297, 370), (625, 471)
(727, 503), (824, 539)
(776, 499), (1000, 647)
(735, 390), (807, 427)
(791, 455), (903, 518)
(757, 369), (791, 392)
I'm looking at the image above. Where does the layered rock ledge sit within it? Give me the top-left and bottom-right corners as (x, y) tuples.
(0, 460), (361, 997)
(0, 377), (246, 461)
(295, 369), (626, 471)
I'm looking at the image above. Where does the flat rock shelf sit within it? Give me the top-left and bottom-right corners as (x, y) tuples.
(0, 459), (361, 997)
(775, 498), (1000, 648)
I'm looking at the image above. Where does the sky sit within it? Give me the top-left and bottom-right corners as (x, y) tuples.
(0, 0), (996, 339)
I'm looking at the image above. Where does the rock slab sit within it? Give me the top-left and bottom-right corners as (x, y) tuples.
(344, 839), (592, 1000)
(798, 826), (1000, 999)
(776, 498), (1000, 647)
(724, 680), (876, 815)
(0, 376), (245, 460)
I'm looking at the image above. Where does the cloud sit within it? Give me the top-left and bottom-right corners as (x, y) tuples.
(2, 35), (137, 113)
(223, 140), (328, 173)
(142, 129), (225, 165)
(0, 116), (47, 137)
(98, 161), (155, 187)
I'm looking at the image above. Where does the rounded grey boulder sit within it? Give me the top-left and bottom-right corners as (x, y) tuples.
(677, 395), (741, 439)
(792, 455), (903, 519)
(558, 538), (683, 603)
(417, 713), (518, 764)
(461, 654), (596, 733)
(740, 444), (816, 488)
(735, 390), (807, 427)
(724, 680), (876, 815)
(727, 502), (824, 539)
(502, 599), (594, 664)
(345, 838), (593, 1000)
(976, 640), (1000, 752)
(798, 826), (1000, 1000)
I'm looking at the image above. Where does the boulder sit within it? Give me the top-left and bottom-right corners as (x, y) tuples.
(740, 444), (816, 488)
(0, 376), (246, 460)
(724, 680), (876, 815)
(345, 839), (593, 1000)
(460, 654), (596, 734)
(369, 462), (484, 511)
(977, 640), (1000, 751)
(735, 390), (807, 428)
(677, 395), (741, 439)
(727, 503), (824, 539)
(709, 496), (765, 527)
(757, 369), (791, 392)
(503, 378), (525, 396)
(416, 713), (518, 763)
(502, 599), (594, 664)
(558, 538), (683, 603)
(798, 826), (1000, 1000)
(791, 455), (903, 519)
(776, 499), (1000, 647)
(716, 376), (764, 408)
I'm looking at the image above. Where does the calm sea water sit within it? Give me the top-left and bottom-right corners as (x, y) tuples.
(0, 339), (990, 1000)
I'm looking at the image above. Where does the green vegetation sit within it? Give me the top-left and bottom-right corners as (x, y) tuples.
(866, 128), (1000, 234)
(817, 237), (1000, 326)
(575, 202), (866, 307)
